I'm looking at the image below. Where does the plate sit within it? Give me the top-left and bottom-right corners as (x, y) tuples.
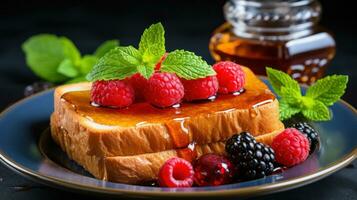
(0, 80), (356, 198)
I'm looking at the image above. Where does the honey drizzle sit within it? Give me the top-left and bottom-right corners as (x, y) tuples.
(60, 67), (276, 159)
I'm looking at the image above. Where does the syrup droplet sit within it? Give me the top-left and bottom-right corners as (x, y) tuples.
(249, 108), (258, 118)
(232, 88), (245, 96)
(165, 118), (190, 148)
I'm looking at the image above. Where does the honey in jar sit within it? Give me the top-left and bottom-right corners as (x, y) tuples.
(209, 0), (336, 84)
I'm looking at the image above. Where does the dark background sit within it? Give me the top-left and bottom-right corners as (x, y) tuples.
(0, 0), (356, 200)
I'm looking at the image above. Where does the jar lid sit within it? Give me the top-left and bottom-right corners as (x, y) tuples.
(225, 0), (321, 35)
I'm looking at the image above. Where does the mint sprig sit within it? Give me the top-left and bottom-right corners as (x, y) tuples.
(22, 34), (119, 83)
(87, 23), (165, 81)
(266, 67), (348, 121)
(87, 23), (215, 81)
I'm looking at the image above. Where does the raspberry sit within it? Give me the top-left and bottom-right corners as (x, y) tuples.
(155, 52), (168, 70)
(271, 128), (310, 167)
(125, 73), (148, 100)
(291, 122), (319, 154)
(181, 76), (219, 101)
(145, 72), (184, 107)
(213, 61), (245, 94)
(90, 80), (135, 108)
(193, 154), (234, 186)
(158, 157), (194, 187)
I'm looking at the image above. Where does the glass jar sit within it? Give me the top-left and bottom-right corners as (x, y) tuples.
(209, 0), (336, 84)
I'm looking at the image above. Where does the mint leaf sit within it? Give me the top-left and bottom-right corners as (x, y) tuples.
(22, 34), (69, 82)
(279, 99), (301, 120)
(79, 55), (98, 74)
(139, 23), (165, 65)
(280, 86), (302, 105)
(306, 75), (348, 106)
(94, 40), (120, 58)
(142, 44), (165, 66)
(57, 59), (79, 78)
(266, 67), (300, 96)
(161, 50), (216, 80)
(302, 100), (331, 121)
(137, 65), (154, 79)
(86, 46), (140, 81)
(61, 37), (81, 65)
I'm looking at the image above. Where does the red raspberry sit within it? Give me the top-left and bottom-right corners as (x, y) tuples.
(145, 72), (184, 107)
(213, 61), (245, 94)
(90, 80), (134, 108)
(271, 128), (310, 167)
(125, 73), (148, 100)
(181, 76), (219, 101)
(158, 157), (194, 187)
(155, 52), (168, 70)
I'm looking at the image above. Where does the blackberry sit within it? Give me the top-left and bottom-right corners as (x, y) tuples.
(291, 122), (319, 153)
(24, 82), (53, 97)
(225, 132), (275, 180)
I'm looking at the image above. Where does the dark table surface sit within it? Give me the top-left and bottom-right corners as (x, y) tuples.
(0, 1), (356, 199)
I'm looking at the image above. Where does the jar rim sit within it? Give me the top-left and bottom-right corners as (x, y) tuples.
(230, 0), (314, 8)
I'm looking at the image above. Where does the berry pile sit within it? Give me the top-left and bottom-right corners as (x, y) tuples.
(90, 61), (246, 108)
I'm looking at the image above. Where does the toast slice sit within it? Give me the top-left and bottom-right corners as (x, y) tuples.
(50, 67), (284, 183)
(52, 67), (284, 157)
(51, 113), (282, 183)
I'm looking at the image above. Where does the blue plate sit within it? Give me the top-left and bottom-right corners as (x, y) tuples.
(0, 80), (356, 198)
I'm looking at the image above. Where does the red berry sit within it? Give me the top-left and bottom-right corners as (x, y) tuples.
(158, 157), (194, 187)
(213, 61), (245, 94)
(145, 72), (184, 107)
(155, 52), (168, 70)
(193, 154), (235, 186)
(181, 76), (219, 101)
(271, 128), (310, 167)
(90, 80), (135, 108)
(125, 73), (148, 100)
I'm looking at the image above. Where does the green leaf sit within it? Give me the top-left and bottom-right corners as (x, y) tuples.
(302, 100), (331, 121)
(22, 34), (69, 82)
(86, 46), (140, 81)
(57, 59), (79, 78)
(137, 65), (154, 79)
(306, 75), (349, 106)
(279, 99), (301, 121)
(94, 40), (120, 58)
(280, 86), (302, 105)
(139, 23), (166, 65)
(266, 67), (300, 96)
(161, 50), (216, 80)
(79, 55), (98, 74)
(61, 37), (81, 65)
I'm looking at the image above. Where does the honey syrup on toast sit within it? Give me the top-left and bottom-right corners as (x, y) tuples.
(60, 67), (275, 161)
